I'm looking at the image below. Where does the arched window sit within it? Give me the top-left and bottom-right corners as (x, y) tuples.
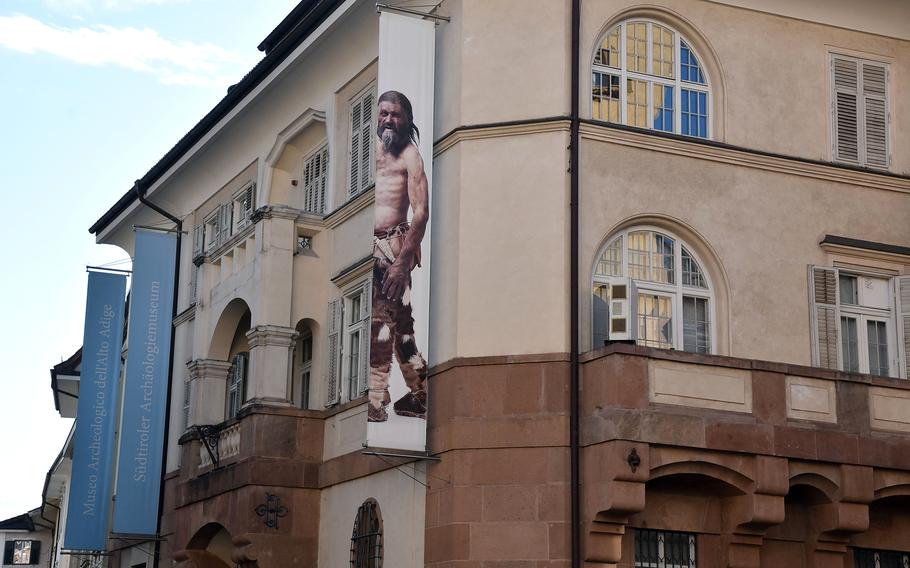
(593, 228), (713, 353)
(592, 20), (711, 138)
(350, 499), (382, 568)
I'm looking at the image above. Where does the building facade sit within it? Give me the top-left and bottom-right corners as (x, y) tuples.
(85, 0), (910, 567)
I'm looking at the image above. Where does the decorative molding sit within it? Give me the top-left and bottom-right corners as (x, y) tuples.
(245, 325), (298, 349)
(580, 122), (910, 194)
(433, 119), (572, 158)
(324, 187), (375, 229)
(786, 375), (837, 423)
(187, 358), (233, 379)
(173, 304), (196, 326)
(330, 255), (373, 287)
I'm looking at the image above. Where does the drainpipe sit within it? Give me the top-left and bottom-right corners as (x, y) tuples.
(569, 1), (581, 568)
(132, 180), (182, 568)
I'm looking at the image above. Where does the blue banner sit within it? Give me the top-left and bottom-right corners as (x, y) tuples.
(64, 271), (127, 551)
(112, 229), (176, 535)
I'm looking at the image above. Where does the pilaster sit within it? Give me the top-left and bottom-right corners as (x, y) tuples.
(187, 358), (232, 426)
(246, 325), (298, 406)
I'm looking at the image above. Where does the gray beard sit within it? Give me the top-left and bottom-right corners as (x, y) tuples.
(381, 127), (407, 155)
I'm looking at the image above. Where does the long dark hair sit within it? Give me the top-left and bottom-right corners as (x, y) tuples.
(378, 90), (420, 145)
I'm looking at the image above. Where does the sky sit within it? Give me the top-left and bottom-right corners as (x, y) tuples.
(0, 0), (301, 520)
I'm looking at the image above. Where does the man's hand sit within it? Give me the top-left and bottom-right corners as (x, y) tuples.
(381, 261), (410, 300)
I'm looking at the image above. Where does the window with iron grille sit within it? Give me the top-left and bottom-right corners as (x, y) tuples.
(350, 499), (382, 568)
(635, 529), (696, 568)
(227, 352), (248, 418)
(855, 548), (910, 568)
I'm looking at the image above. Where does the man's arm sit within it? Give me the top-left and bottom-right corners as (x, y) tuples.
(381, 145), (429, 300)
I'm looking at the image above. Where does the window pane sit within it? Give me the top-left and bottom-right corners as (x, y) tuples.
(841, 316), (859, 372)
(681, 89), (708, 138)
(683, 296), (710, 354)
(593, 72), (621, 122)
(680, 40), (706, 84)
(627, 79), (649, 128)
(653, 85), (674, 132)
(595, 237), (622, 277)
(638, 293), (673, 349)
(867, 320), (889, 376)
(13, 541), (32, 565)
(626, 22), (648, 73)
(595, 26), (621, 68)
(652, 24), (675, 79)
(628, 231), (674, 284)
(635, 529), (697, 568)
(839, 275), (858, 305)
(681, 246), (707, 288)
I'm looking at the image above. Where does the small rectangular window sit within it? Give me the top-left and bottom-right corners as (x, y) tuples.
(854, 547), (909, 568)
(233, 184), (255, 232)
(635, 529), (697, 568)
(683, 296), (710, 354)
(638, 293), (673, 349)
(831, 54), (890, 168)
(204, 212), (220, 252)
(840, 274), (859, 305)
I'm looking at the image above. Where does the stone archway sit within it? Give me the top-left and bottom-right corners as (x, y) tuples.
(175, 523), (235, 568)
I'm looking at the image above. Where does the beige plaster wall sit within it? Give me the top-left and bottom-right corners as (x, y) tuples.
(579, 137), (910, 364)
(580, 0), (910, 173)
(318, 467), (426, 568)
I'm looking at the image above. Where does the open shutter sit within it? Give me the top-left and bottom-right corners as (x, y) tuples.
(318, 145), (329, 213)
(360, 91), (374, 190)
(832, 56), (859, 163)
(809, 266), (841, 369)
(325, 298), (343, 406)
(192, 224), (204, 257)
(357, 282), (372, 396)
(862, 62), (889, 168)
(28, 540), (40, 565)
(220, 203), (233, 244)
(237, 185), (254, 229)
(897, 276), (910, 380)
(350, 97), (362, 196)
(608, 277), (636, 342)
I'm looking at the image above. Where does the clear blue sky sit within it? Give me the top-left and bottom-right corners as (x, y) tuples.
(0, 0), (300, 520)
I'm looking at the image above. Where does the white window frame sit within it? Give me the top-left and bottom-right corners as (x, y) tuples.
(232, 183), (255, 232)
(349, 85), (376, 197)
(830, 52), (890, 169)
(303, 143), (329, 214)
(592, 226), (715, 353)
(204, 211), (220, 253)
(297, 331), (313, 409)
(592, 19), (712, 138)
(227, 352), (248, 418)
(342, 282), (370, 402)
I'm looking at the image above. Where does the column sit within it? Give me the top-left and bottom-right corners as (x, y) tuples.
(246, 325), (298, 406)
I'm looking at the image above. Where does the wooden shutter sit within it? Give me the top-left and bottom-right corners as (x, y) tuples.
(360, 91), (374, 190)
(809, 266), (841, 369)
(832, 56), (859, 163)
(897, 276), (910, 380)
(325, 298), (343, 406)
(350, 97), (362, 196)
(192, 224), (204, 257)
(304, 145), (328, 213)
(28, 540), (40, 565)
(357, 282), (372, 396)
(219, 203), (233, 243)
(862, 62), (889, 168)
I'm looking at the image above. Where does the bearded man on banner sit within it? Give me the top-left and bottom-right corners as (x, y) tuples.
(368, 90), (430, 423)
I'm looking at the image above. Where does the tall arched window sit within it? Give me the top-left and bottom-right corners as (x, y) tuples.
(593, 228), (713, 353)
(350, 499), (382, 568)
(592, 20), (711, 138)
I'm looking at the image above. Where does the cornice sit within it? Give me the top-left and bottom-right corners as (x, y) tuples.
(173, 305), (196, 326)
(324, 187), (374, 229)
(433, 119), (572, 158)
(580, 122), (910, 194)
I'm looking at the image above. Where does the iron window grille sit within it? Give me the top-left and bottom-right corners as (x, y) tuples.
(350, 499), (383, 568)
(635, 529), (697, 568)
(855, 548), (910, 568)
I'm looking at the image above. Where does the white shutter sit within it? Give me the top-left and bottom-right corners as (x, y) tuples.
(809, 266), (841, 369)
(324, 298), (343, 406)
(832, 56), (859, 163)
(896, 276), (910, 380)
(236, 185), (254, 230)
(318, 145), (328, 213)
(350, 98), (362, 196)
(356, 282), (372, 396)
(192, 224), (204, 257)
(219, 203), (232, 244)
(303, 145), (328, 214)
(608, 277), (635, 342)
(862, 62), (889, 168)
(360, 91), (374, 190)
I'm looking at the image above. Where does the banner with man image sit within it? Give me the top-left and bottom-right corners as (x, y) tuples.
(365, 11), (435, 452)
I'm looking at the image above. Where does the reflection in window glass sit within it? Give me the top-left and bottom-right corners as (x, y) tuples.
(592, 72), (621, 122)
(681, 89), (708, 137)
(653, 85), (674, 132)
(595, 237), (622, 277)
(681, 247), (707, 288)
(595, 26), (621, 68)
(867, 320), (889, 376)
(592, 284), (611, 347)
(680, 41), (706, 84)
(638, 293), (673, 349)
(626, 22), (648, 73)
(652, 24), (675, 78)
(627, 79), (649, 128)
(683, 296), (710, 354)
(839, 275), (858, 305)
(628, 231), (674, 284)
(841, 316), (859, 372)
(13, 541), (32, 565)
